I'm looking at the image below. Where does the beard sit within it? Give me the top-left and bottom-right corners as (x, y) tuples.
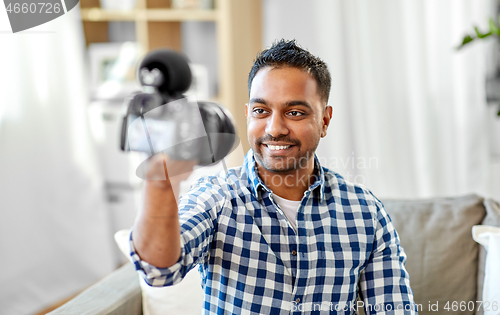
(252, 135), (318, 173)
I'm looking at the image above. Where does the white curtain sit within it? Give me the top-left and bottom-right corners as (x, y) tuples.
(263, 0), (498, 199)
(0, 6), (115, 315)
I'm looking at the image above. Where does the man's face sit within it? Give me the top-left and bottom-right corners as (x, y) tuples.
(246, 66), (332, 174)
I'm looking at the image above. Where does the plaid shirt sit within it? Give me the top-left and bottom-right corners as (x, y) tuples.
(130, 151), (417, 314)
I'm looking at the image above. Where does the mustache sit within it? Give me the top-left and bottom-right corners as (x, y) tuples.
(256, 135), (301, 146)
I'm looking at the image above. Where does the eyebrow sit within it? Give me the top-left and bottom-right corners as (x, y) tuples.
(249, 98), (313, 110)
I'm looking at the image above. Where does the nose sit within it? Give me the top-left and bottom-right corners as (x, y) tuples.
(265, 112), (289, 138)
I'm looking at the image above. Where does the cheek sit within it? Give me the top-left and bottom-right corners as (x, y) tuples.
(247, 119), (263, 133)
(297, 123), (323, 143)
(299, 121), (321, 135)
(246, 120), (262, 141)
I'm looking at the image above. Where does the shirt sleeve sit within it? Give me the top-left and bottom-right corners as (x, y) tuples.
(358, 200), (419, 314)
(129, 176), (227, 287)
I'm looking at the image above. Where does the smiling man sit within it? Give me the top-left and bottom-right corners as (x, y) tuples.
(130, 39), (418, 314)
(246, 63), (332, 202)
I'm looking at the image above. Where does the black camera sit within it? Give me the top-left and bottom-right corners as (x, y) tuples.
(120, 49), (238, 175)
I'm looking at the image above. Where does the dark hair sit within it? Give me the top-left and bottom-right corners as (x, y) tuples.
(248, 39), (331, 105)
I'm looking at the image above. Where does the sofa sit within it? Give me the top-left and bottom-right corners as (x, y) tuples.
(48, 194), (500, 315)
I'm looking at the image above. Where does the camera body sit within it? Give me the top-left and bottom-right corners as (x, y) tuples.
(120, 49), (238, 167)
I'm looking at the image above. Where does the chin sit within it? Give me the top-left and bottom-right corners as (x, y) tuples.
(263, 163), (295, 173)
(258, 156), (301, 173)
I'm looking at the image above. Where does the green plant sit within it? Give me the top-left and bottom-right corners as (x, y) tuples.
(458, 4), (500, 116)
(459, 16), (500, 48)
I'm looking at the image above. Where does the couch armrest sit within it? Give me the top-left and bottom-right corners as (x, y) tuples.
(48, 262), (142, 315)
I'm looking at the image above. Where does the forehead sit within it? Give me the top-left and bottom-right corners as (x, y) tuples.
(249, 66), (320, 104)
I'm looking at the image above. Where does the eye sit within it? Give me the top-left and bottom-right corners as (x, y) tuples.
(287, 110), (304, 117)
(252, 108), (269, 115)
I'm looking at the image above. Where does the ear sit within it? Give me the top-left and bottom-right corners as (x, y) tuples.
(245, 103), (249, 118)
(320, 106), (333, 138)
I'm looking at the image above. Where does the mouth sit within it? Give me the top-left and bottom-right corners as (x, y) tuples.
(264, 144), (294, 152)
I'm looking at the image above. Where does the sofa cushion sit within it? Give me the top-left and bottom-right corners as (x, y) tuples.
(114, 230), (203, 315)
(476, 199), (500, 314)
(381, 194), (485, 315)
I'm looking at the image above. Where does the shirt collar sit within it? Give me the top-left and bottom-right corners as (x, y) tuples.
(243, 150), (326, 202)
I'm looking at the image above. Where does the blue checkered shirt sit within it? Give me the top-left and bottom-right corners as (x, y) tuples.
(130, 151), (417, 314)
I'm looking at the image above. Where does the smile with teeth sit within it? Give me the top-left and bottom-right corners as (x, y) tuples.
(266, 144), (291, 151)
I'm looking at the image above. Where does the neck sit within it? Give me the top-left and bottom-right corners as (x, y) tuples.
(256, 159), (316, 201)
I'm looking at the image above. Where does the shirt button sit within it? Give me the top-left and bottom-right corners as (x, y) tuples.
(295, 297), (301, 303)
(291, 250), (297, 256)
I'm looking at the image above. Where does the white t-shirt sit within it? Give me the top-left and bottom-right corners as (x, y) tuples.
(272, 194), (301, 232)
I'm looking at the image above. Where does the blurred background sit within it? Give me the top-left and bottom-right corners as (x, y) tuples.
(0, 0), (499, 313)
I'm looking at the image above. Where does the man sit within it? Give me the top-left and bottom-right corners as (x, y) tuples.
(130, 39), (417, 314)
